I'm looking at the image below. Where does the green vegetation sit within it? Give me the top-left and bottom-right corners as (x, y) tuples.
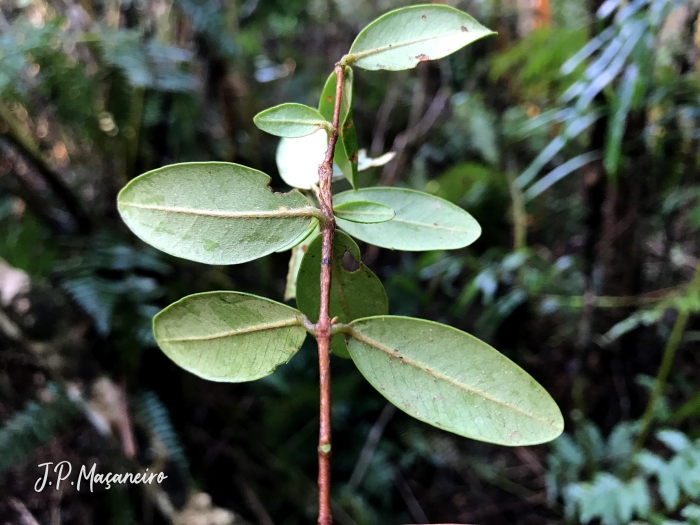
(0, 0), (699, 523)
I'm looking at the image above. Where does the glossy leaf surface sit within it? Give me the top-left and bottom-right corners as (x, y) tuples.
(154, 292), (306, 382)
(297, 231), (388, 357)
(334, 187), (481, 251)
(333, 201), (395, 224)
(118, 162), (315, 264)
(254, 103), (329, 138)
(344, 5), (495, 71)
(347, 316), (564, 445)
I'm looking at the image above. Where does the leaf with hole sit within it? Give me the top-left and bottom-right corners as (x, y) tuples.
(296, 231), (388, 358)
(346, 316), (564, 445)
(333, 201), (395, 224)
(334, 187), (481, 251)
(118, 162), (317, 264)
(343, 5), (495, 71)
(153, 292), (306, 382)
(254, 103), (330, 138)
(319, 67), (358, 188)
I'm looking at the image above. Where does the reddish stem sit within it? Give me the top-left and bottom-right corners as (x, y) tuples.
(315, 63), (344, 525)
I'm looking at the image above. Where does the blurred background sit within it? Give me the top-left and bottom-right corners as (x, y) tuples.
(1, 0), (700, 523)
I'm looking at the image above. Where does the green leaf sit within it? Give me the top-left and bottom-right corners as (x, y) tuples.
(318, 67), (352, 133)
(283, 224), (320, 301)
(333, 187), (481, 251)
(343, 5), (495, 71)
(345, 316), (563, 445)
(319, 67), (358, 188)
(153, 292), (306, 382)
(296, 231), (388, 358)
(118, 162), (317, 264)
(333, 201), (395, 224)
(254, 103), (330, 138)
(276, 219), (319, 252)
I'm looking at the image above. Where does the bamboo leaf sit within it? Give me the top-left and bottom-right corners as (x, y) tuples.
(319, 67), (358, 188)
(333, 187), (481, 251)
(346, 316), (564, 445)
(343, 5), (495, 71)
(118, 162), (317, 264)
(296, 231), (388, 358)
(333, 201), (395, 224)
(153, 292), (306, 382)
(254, 103), (330, 138)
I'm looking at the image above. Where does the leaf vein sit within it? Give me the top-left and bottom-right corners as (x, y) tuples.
(162, 318), (300, 343)
(351, 330), (557, 428)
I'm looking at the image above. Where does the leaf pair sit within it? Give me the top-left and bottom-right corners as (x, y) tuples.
(154, 291), (563, 446)
(117, 163), (482, 266)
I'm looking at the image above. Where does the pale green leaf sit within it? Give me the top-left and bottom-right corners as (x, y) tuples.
(283, 224), (320, 301)
(276, 219), (319, 252)
(275, 130), (328, 190)
(344, 5), (495, 71)
(333, 201), (395, 224)
(297, 231), (388, 358)
(333, 187), (481, 251)
(319, 67), (358, 188)
(153, 292), (306, 382)
(118, 162), (317, 264)
(254, 103), (330, 138)
(346, 316), (564, 445)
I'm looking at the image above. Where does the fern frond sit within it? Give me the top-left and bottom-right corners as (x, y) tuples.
(138, 391), (189, 480)
(0, 384), (81, 473)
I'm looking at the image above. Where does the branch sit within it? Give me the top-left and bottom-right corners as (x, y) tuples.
(314, 63), (344, 525)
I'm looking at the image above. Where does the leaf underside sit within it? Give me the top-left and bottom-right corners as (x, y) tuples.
(254, 103), (329, 138)
(347, 316), (564, 445)
(118, 162), (314, 265)
(346, 4), (496, 71)
(154, 292), (306, 382)
(334, 187), (481, 251)
(333, 200), (395, 224)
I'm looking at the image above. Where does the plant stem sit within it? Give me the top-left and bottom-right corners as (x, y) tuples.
(315, 63), (344, 525)
(633, 262), (700, 452)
